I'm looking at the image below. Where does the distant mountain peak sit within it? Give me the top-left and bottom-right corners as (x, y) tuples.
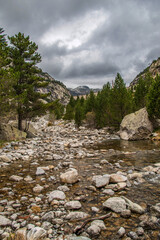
(68, 86), (100, 96)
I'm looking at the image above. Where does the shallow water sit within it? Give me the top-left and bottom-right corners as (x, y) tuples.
(0, 139), (160, 239)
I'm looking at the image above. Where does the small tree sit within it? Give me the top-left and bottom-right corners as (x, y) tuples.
(75, 102), (83, 128)
(8, 32), (48, 130)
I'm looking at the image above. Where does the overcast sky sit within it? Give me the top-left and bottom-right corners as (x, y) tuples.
(1, 0), (160, 88)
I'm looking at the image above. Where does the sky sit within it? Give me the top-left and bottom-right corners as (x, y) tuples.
(1, 0), (160, 88)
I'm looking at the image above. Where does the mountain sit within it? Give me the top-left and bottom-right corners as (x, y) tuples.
(37, 71), (71, 105)
(130, 57), (160, 87)
(69, 86), (100, 96)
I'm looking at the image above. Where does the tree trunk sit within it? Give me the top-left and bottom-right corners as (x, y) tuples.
(18, 112), (22, 131)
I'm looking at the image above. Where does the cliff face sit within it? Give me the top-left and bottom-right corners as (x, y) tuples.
(130, 58), (160, 87)
(37, 72), (70, 105)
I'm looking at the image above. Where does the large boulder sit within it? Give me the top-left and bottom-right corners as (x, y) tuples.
(9, 120), (37, 138)
(119, 108), (153, 140)
(0, 123), (26, 141)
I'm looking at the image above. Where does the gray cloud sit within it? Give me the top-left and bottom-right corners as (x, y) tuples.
(1, 0), (160, 88)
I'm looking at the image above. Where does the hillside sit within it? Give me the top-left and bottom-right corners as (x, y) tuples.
(37, 71), (71, 105)
(130, 57), (160, 87)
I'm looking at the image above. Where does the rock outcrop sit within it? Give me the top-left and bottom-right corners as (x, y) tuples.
(119, 108), (153, 140)
(37, 71), (70, 105)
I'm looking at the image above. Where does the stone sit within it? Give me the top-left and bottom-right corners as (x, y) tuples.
(103, 189), (115, 196)
(118, 227), (125, 237)
(60, 168), (79, 184)
(57, 185), (70, 192)
(0, 215), (11, 226)
(122, 197), (145, 214)
(92, 174), (110, 188)
(119, 108), (153, 140)
(33, 185), (44, 193)
(68, 237), (91, 240)
(110, 174), (127, 183)
(9, 175), (23, 181)
(65, 211), (89, 220)
(65, 200), (82, 210)
(103, 197), (126, 213)
(0, 155), (11, 162)
(36, 167), (45, 175)
(0, 123), (27, 141)
(41, 211), (54, 221)
(15, 228), (27, 240)
(87, 225), (101, 236)
(120, 209), (131, 218)
(48, 190), (66, 202)
(27, 227), (47, 240)
(90, 220), (106, 230)
(128, 231), (139, 239)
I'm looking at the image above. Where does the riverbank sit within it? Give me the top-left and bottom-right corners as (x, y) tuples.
(0, 119), (160, 239)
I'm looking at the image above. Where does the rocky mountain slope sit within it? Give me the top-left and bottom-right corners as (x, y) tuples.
(130, 57), (160, 87)
(69, 85), (100, 96)
(37, 71), (70, 105)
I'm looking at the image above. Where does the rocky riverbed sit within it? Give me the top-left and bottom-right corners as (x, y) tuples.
(0, 118), (160, 240)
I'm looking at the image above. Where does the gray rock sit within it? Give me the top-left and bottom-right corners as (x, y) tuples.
(87, 225), (101, 236)
(91, 220), (106, 230)
(0, 215), (11, 226)
(9, 175), (23, 181)
(110, 174), (127, 183)
(92, 174), (110, 188)
(65, 200), (82, 210)
(122, 197), (144, 214)
(36, 167), (45, 175)
(65, 211), (89, 220)
(42, 211), (54, 221)
(103, 197), (126, 213)
(118, 227), (125, 237)
(48, 190), (66, 202)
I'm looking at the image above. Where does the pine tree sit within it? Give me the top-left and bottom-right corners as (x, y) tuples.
(110, 73), (132, 127)
(75, 102), (83, 128)
(147, 74), (160, 119)
(8, 32), (48, 130)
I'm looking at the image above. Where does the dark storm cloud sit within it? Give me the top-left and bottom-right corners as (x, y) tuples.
(1, 0), (160, 87)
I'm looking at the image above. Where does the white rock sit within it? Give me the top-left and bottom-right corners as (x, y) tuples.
(110, 174), (127, 183)
(91, 220), (106, 230)
(60, 168), (79, 184)
(48, 190), (66, 202)
(9, 175), (23, 181)
(33, 185), (44, 193)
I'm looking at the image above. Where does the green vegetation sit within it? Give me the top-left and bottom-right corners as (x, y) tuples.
(0, 28), (63, 131)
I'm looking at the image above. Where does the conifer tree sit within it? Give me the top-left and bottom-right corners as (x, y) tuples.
(8, 32), (48, 130)
(147, 74), (160, 118)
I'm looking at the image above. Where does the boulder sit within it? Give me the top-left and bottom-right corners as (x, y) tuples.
(15, 228), (27, 240)
(119, 108), (153, 140)
(9, 120), (37, 138)
(103, 197), (126, 213)
(60, 168), (79, 184)
(0, 123), (26, 141)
